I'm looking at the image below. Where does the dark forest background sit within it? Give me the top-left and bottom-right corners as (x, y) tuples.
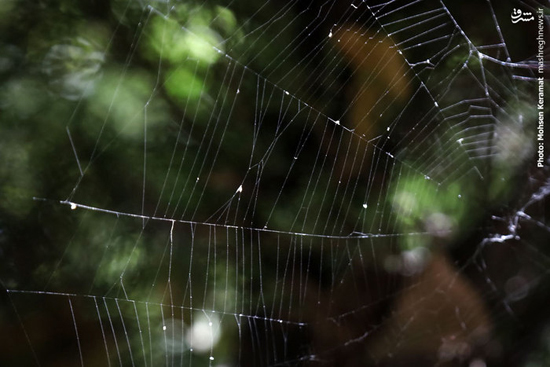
(0, 0), (549, 366)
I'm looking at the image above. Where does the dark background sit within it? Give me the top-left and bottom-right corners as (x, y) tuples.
(0, 0), (549, 366)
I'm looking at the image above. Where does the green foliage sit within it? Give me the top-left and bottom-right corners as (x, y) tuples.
(391, 175), (469, 251)
(0, 1), (545, 366)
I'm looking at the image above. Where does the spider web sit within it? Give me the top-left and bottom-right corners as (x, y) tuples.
(1, 0), (549, 366)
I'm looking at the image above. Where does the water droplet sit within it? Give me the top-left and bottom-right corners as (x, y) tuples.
(363, 203), (368, 209)
(70, 203), (77, 210)
(162, 325), (166, 331)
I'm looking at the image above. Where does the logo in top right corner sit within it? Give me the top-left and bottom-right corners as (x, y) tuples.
(511, 8), (535, 23)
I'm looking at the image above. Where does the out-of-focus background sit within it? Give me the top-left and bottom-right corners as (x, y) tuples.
(0, 0), (549, 366)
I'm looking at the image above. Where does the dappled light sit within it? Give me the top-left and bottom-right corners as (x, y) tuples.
(0, 1), (549, 367)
